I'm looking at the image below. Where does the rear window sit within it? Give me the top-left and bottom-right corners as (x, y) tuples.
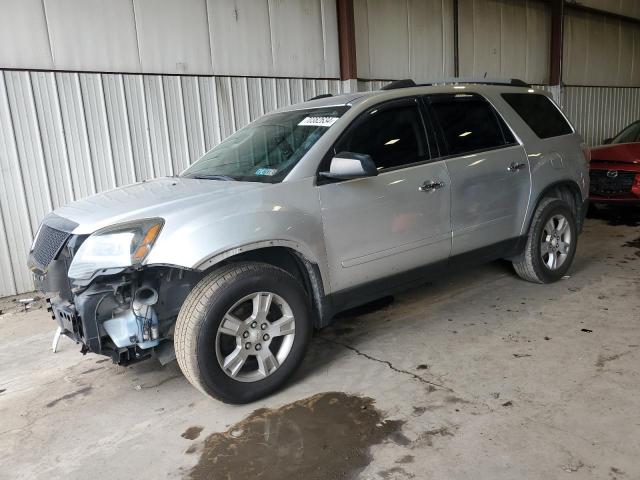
(502, 93), (572, 139)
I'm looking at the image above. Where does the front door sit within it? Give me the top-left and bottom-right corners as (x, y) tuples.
(318, 98), (452, 297)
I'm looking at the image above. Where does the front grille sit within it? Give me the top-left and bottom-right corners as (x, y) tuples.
(31, 224), (71, 270)
(589, 170), (636, 195)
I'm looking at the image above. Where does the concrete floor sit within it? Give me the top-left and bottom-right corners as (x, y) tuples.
(1, 208), (639, 480)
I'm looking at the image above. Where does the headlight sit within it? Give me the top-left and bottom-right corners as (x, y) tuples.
(68, 219), (164, 280)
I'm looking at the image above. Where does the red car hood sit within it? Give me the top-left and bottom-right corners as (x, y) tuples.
(590, 143), (640, 165)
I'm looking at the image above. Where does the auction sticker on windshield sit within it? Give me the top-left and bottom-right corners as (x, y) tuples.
(255, 168), (277, 176)
(298, 116), (339, 127)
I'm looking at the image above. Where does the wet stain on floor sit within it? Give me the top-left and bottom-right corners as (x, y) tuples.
(45, 386), (92, 408)
(188, 392), (403, 480)
(587, 205), (640, 227)
(623, 237), (640, 257)
(181, 426), (203, 440)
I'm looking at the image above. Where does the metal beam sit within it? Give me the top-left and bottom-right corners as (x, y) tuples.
(549, 0), (564, 86)
(453, 0), (459, 77)
(565, 2), (640, 26)
(336, 0), (357, 81)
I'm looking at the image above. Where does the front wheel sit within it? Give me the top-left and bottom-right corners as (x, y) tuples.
(513, 198), (578, 283)
(174, 262), (312, 403)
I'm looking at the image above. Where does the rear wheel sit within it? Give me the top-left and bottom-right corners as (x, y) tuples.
(175, 262), (312, 403)
(513, 198), (578, 283)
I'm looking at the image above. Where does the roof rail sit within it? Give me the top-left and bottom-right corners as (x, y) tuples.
(425, 77), (531, 87)
(308, 93), (333, 101)
(381, 79), (417, 90)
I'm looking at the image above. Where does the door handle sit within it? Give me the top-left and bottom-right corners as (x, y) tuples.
(419, 180), (445, 192)
(507, 162), (527, 172)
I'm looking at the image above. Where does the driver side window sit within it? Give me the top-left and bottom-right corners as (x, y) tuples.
(335, 104), (430, 171)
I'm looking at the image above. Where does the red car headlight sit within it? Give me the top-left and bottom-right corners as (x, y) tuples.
(632, 174), (640, 197)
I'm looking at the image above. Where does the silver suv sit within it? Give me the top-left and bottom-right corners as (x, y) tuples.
(29, 79), (589, 403)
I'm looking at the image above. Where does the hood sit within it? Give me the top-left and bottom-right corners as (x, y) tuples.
(49, 177), (268, 234)
(590, 143), (640, 165)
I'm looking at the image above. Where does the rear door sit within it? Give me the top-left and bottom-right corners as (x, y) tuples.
(318, 98), (451, 294)
(425, 93), (531, 256)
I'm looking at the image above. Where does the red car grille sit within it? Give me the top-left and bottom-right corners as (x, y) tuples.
(589, 170), (636, 195)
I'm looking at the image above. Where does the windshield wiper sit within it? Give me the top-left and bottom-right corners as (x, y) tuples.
(190, 174), (236, 181)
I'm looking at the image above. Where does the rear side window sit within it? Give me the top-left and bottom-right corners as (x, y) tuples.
(502, 93), (572, 139)
(335, 104), (429, 170)
(429, 94), (515, 156)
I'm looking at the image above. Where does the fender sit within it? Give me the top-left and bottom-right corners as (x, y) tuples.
(193, 239), (331, 294)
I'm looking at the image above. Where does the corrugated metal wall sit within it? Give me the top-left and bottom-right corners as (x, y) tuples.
(0, 70), (345, 296)
(576, 0), (640, 20)
(0, 0), (340, 78)
(458, 0), (551, 84)
(563, 8), (640, 86)
(353, 0), (455, 82)
(562, 86), (640, 145)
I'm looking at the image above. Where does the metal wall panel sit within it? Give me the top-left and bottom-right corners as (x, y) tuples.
(577, 0), (640, 20)
(133, 0), (213, 75)
(564, 9), (640, 86)
(354, 0), (455, 82)
(0, 70), (344, 296)
(458, 0), (551, 84)
(207, 0), (340, 78)
(0, 73), (34, 295)
(43, 0), (141, 72)
(0, 0), (340, 78)
(0, 0), (53, 70)
(563, 86), (640, 145)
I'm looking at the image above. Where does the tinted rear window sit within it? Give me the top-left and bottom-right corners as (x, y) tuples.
(502, 93), (572, 139)
(429, 94), (515, 156)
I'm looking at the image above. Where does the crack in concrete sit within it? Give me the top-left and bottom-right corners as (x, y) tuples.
(139, 375), (182, 389)
(318, 337), (453, 392)
(595, 351), (632, 368)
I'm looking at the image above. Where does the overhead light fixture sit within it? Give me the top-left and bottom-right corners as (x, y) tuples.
(459, 131), (472, 137)
(385, 138), (400, 145)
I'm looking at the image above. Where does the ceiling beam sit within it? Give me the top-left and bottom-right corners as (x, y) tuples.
(564, 2), (640, 26)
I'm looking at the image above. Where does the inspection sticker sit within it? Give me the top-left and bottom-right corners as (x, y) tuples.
(255, 168), (277, 176)
(298, 116), (339, 127)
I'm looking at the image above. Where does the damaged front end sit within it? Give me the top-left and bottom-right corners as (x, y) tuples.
(29, 215), (201, 365)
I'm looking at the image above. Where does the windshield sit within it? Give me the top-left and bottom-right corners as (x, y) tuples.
(181, 106), (349, 183)
(611, 121), (640, 144)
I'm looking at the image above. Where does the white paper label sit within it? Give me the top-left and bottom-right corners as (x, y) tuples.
(298, 116), (339, 127)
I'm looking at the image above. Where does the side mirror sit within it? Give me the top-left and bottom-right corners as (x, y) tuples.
(319, 152), (378, 180)
(602, 137), (612, 144)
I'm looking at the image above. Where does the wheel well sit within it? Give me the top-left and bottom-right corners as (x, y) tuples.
(530, 181), (584, 231)
(205, 246), (329, 328)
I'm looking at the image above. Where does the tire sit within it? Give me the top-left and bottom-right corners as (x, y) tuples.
(513, 197), (578, 283)
(174, 262), (312, 404)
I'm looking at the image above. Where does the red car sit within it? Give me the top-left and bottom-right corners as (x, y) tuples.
(589, 121), (640, 204)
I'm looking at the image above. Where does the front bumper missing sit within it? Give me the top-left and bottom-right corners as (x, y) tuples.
(47, 287), (107, 354)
